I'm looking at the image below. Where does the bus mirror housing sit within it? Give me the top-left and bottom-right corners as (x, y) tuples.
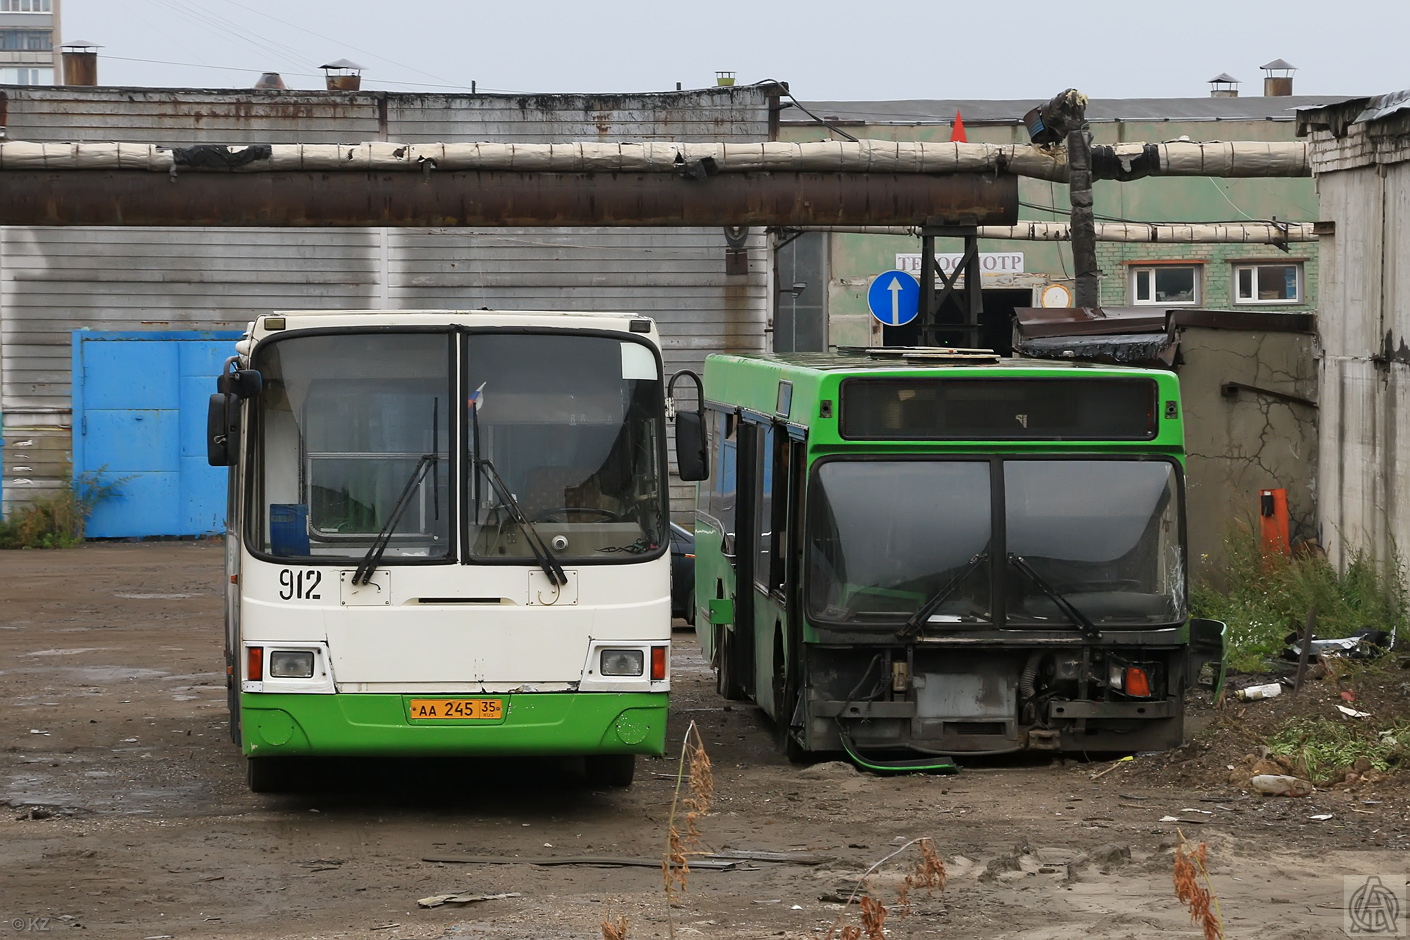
(218, 369), (263, 399)
(207, 393), (238, 467)
(668, 370), (709, 482)
(675, 411), (707, 481)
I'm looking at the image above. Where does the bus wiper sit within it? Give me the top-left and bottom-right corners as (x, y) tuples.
(352, 451), (436, 585)
(477, 458), (568, 587)
(1006, 553), (1101, 641)
(900, 551), (988, 638)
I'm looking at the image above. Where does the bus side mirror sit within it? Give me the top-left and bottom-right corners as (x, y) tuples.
(218, 369), (263, 399)
(675, 410), (708, 481)
(207, 393), (238, 467)
(668, 370), (709, 482)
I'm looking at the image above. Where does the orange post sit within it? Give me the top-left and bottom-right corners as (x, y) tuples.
(1259, 488), (1290, 557)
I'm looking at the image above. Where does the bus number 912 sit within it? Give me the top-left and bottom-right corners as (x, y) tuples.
(278, 569), (322, 600)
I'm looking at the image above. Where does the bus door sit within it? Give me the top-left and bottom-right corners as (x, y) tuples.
(745, 419), (806, 721)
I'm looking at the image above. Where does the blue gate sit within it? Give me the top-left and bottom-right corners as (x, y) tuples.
(72, 330), (243, 538)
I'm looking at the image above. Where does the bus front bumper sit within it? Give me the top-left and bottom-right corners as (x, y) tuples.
(240, 691), (667, 758)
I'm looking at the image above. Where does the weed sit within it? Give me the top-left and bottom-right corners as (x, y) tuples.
(599, 910), (629, 940)
(1173, 830), (1224, 940)
(0, 468), (129, 550)
(828, 837), (946, 940)
(1191, 523), (1407, 672)
(662, 720), (713, 938)
(1266, 717), (1410, 783)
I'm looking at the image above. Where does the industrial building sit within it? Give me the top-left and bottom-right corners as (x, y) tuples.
(1297, 90), (1410, 569)
(0, 83), (777, 533)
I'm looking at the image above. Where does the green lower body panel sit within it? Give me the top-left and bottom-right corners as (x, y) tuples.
(241, 691), (667, 758)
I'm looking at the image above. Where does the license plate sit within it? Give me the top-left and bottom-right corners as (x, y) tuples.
(408, 698), (504, 720)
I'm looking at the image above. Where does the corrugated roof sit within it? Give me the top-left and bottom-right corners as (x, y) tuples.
(1355, 88), (1410, 124)
(785, 95), (1351, 126)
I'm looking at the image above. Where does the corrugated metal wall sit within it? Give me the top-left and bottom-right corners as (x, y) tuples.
(0, 87), (775, 521)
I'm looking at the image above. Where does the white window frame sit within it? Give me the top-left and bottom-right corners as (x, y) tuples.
(0, 0), (53, 12)
(1129, 264), (1201, 306)
(0, 66), (50, 85)
(1233, 262), (1302, 305)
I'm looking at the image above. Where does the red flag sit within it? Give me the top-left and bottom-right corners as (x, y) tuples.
(950, 110), (967, 143)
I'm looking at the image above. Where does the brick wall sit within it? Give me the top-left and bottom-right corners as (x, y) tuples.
(1093, 241), (1317, 312)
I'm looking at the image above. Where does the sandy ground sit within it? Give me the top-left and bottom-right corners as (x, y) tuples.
(1, 541), (1406, 940)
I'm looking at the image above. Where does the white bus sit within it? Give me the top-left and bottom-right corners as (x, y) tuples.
(207, 310), (672, 792)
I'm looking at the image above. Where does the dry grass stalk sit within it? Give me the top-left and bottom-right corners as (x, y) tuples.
(1173, 829), (1224, 940)
(600, 911), (629, 940)
(897, 836), (947, 914)
(858, 895), (887, 940)
(662, 721), (715, 939)
(827, 837), (945, 939)
(662, 720), (713, 900)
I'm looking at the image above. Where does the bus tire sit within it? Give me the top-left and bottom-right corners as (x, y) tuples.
(247, 757), (294, 794)
(715, 624), (749, 701)
(585, 754), (636, 787)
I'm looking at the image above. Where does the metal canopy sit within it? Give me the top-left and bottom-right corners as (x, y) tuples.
(0, 169), (1019, 228)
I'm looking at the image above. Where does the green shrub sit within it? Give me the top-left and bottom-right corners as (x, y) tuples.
(1190, 525), (1408, 673)
(0, 469), (128, 549)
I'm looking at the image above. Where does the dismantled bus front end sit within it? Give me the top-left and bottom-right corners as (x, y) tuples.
(208, 311), (672, 790)
(679, 353), (1226, 769)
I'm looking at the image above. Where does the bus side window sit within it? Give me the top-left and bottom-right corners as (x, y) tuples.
(754, 425), (775, 588)
(708, 409), (737, 544)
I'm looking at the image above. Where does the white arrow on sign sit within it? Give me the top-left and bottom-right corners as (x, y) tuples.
(887, 275), (903, 325)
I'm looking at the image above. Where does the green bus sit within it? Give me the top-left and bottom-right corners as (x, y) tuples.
(671, 348), (1224, 770)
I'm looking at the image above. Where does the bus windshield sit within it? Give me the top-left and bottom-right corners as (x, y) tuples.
(806, 458), (1184, 628)
(1004, 460), (1184, 626)
(807, 460), (992, 624)
(250, 331), (454, 561)
(247, 329), (666, 565)
(466, 333), (666, 562)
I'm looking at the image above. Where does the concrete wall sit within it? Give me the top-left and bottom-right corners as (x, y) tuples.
(1304, 105), (1410, 567)
(1178, 325), (1319, 578)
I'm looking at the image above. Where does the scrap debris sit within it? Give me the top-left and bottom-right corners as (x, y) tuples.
(422, 854), (742, 871)
(417, 892), (521, 909)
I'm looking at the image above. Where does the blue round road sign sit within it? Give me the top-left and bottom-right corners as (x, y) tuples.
(867, 270), (920, 327)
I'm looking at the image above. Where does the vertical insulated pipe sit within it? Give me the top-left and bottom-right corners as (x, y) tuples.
(1067, 128), (1100, 309)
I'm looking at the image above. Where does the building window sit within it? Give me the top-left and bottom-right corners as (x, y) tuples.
(0, 29), (52, 51)
(0, 0), (53, 11)
(0, 67), (51, 85)
(1130, 265), (1200, 305)
(1234, 263), (1301, 304)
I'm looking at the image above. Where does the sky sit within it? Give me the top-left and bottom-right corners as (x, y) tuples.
(61, 0), (1408, 102)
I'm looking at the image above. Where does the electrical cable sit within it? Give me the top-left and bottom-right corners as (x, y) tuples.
(209, 0), (462, 88)
(751, 79), (858, 143)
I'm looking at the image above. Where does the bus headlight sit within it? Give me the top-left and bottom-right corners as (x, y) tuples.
(269, 650), (316, 679)
(600, 649), (645, 677)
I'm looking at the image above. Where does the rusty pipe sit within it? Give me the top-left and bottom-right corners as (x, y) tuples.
(0, 169), (1018, 228)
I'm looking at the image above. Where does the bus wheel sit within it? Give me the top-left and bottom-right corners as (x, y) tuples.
(715, 624), (748, 701)
(247, 757), (295, 793)
(585, 754), (636, 787)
